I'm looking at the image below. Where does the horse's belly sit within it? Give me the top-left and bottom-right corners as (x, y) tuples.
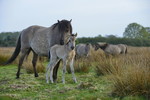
(31, 41), (49, 56)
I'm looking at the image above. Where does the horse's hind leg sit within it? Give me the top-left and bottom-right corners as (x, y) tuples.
(16, 49), (28, 79)
(32, 51), (38, 77)
(49, 59), (59, 83)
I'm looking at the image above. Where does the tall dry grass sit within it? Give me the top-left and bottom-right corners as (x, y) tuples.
(66, 57), (92, 73)
(0, 47), (45, 73)
(22, 53), (46, 74)
(0, 47), (18, 65)
(94, 46), (150, 98)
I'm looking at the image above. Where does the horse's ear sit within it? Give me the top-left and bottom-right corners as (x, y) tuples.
(57, 20), (60, 23)
(75, 33), (77, 37)
(69, 19), (72, 23)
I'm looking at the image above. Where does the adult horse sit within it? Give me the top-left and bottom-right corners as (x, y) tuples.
(75, 43), (92, 58)
(94, 43), (127, 55)
(4, 19), (73, 81)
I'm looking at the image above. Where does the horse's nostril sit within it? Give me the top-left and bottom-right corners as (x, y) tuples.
(71, 46), (74, 50)
(60, 40), (64, 45)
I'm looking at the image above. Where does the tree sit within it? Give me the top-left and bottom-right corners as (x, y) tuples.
(123, 23), (150, 39)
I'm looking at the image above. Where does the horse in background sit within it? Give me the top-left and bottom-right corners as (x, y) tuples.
(4, 19), (73, 81)
(94, 43), (127, 55)
(75, 43), (92, 58)
(46, 33), (77, 84)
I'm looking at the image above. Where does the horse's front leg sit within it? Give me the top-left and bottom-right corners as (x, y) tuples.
(62, 59), (67, 84)
(70, 59), (77, 83)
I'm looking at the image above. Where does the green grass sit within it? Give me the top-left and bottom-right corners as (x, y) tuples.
(0, 65), (147, 100)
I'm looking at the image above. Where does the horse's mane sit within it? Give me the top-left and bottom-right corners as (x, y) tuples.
(52, 20), (72, 34)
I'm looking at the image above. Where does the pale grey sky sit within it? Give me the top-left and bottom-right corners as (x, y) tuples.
(0, 0), (150, 37)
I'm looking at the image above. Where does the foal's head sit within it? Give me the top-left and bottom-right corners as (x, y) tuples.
(66, 33), (77, 50)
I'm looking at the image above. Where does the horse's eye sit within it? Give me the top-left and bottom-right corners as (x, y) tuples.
(66, 29), (69, 32)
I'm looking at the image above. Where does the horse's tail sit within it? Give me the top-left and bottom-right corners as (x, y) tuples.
(3, 34), (21, 65)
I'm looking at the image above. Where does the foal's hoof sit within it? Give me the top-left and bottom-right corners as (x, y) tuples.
(53, 79), (57, 83)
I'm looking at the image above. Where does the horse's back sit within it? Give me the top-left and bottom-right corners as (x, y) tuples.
(21, 25), (50, 56)
(76, 44), (86, 56)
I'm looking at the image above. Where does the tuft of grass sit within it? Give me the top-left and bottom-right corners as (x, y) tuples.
(95, 57), (123, 76)
(93, 46), (150, 99)
(111, 65), (150, 98)
(67, 57), (91, 73)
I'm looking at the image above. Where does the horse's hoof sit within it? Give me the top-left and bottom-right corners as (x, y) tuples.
(16, 77), (19, 79)
(35, 74), (39, 77)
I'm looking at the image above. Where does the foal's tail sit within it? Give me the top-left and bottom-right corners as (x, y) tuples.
(3, 35), (21, 65)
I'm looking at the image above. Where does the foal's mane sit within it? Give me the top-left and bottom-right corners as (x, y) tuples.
(52, 20), (72, 34)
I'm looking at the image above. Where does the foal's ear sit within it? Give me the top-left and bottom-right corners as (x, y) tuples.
(69, 19), (72, 23)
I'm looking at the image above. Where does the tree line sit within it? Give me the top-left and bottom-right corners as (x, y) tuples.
(0, 23), (150, 47)
(0, 32), (19, 47)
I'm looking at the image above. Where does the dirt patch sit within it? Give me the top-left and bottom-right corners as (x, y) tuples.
(10, 84), (31, 90)
(58, 87), (74, 93)
(77, 82), (98, 91)
(0, 79), (9, 85)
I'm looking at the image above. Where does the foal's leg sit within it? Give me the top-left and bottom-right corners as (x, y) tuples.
(49, 58), (59, 83)
(62, 59), (67, 84)
(32, 51), (39, 77)
(69, 59), (77, 83)
(46, 63), (51, 83)
(53, 60), (61, 83)
(16, 49), (28, 79)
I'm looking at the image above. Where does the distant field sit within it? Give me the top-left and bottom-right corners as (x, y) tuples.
(0, 46), (150, 100)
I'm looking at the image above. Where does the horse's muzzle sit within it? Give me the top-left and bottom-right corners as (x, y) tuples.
(71, 46), (75, 50)
(60, 40), (64, 45)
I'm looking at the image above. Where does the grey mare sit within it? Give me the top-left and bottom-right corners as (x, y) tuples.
(75, 43), (92, 58)
(94, 43), (127, 55)
(46, 33), (77, 84)
(4, 19), (73, 80)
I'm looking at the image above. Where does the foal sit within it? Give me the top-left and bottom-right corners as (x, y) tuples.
(46, 33), (77, 84)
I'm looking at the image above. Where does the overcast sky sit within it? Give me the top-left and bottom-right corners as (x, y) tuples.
(0, 0), (150, 37)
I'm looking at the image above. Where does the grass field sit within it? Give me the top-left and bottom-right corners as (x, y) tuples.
(0, 47), (149, 100)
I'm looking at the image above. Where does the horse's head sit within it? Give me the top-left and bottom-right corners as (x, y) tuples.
(66, 33), (77, 50)
(94, 43), (108, 50)
(85, 43), (91, 56)
(53, 19), (72, 45)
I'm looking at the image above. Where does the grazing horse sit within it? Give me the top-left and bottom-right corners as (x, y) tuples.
(94, 43), (127, 55)
(117, 44), (127, 54)
(46, 33), (77, 84)
(4, 19), (73, 80)
(75, 43), (92, 58)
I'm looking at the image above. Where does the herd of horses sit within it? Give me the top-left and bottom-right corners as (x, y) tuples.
(4, 19), (128, 84)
